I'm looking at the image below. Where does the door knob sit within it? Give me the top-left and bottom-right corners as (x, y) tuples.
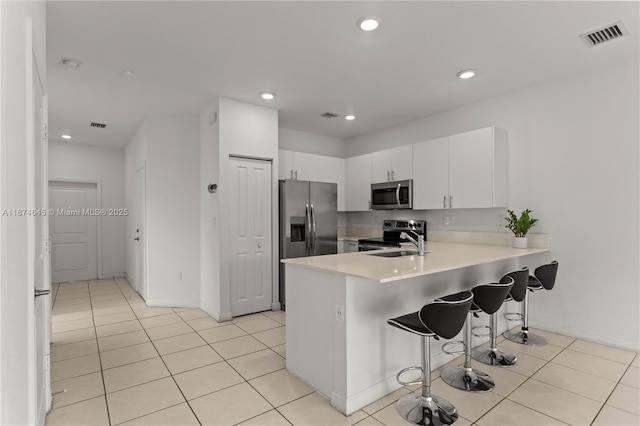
(34, 289), (50, 298)
(257, 243), (262, 248)
(134, 237), (140, 241)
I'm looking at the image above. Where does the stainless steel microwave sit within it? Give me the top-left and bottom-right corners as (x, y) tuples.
(371, 179), (413, 210)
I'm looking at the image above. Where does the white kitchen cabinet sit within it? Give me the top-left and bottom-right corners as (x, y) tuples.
(371, 146), (413, 183)
(338, 240), (359, 254)
(345, 153), (372, 211)
(412, 137), (449, 209)
(412, 127), (508, 209)
(278, 150), (346, 211)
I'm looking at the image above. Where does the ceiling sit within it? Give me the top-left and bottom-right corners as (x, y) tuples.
(46, 1), (639, 149)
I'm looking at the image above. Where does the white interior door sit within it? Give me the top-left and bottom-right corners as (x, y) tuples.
(49, 182), (98, 283)
(229, 157), (272, 317)
(30, 23), (51, 423)
(136, 166), (147, 299)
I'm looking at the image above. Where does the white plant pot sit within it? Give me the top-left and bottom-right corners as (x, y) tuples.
(512, 237), (528, 249)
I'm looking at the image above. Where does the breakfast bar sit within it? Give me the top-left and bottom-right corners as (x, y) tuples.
(282, 241), (549, 415)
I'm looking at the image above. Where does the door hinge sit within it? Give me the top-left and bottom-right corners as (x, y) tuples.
(42, 123), (48, 143)
(44, 239), (51, 254)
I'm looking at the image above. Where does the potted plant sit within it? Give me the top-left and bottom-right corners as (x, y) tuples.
(505, 209), (537, 248)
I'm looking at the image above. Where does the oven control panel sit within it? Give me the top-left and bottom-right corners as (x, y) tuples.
(383, 219), (426, 233)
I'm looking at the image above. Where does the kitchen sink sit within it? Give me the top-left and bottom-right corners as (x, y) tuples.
(366, 250), (419, 258)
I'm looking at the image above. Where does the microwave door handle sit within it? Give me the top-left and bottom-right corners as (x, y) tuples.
(396, 183), (401, 207)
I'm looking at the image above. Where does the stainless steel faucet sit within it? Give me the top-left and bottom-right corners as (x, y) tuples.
(400, 231), (425, 256)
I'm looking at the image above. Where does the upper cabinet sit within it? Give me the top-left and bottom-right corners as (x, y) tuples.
(278, 150), (345, 211)
(345, 153), (372, 211)
(413, 127), (508, 209)
(371, 146), (413, 183)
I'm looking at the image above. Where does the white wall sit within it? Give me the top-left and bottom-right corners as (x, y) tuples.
(279, 127), (345, 158)
(199, 102), (221, 318)
(124, 115), (201, 307)
(200, 98), (279, 320)
(346, 58), (640, 351)
(0, 0), (46, 423)
(48, 142), (126, 278)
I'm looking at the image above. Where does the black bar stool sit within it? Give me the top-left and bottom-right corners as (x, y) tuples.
(387, 291), (473, 426)
(440, 277), (514, 392)
(504, 261), (559, 346)
(472, 268), (527, 366)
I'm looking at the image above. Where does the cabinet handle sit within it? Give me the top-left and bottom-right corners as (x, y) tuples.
(449, 195), (453, 208)
(294, 170), (298, 180)
(391, 170), (395, 180)
(443, 195), (446, 208)
(289, 170), (293, 179)
(386, 171), (390, 181)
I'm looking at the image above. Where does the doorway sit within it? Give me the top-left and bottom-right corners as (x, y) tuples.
(48, 181), (99, 283)
(229, 157), (273, 317)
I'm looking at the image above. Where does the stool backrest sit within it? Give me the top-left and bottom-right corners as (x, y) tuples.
(504, 267), (529, 302)
(535, 261), (558, 290)
(419, 291), (473, 339)
(472, 276), (515, 314)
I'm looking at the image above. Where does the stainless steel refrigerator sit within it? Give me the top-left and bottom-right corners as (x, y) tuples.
(279, 179), (337, 307)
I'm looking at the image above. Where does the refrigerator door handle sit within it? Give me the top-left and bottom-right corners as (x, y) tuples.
(310, 203), (317, 254)
(305, 203), (311, 255)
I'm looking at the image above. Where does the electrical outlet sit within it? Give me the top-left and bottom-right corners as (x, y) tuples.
(497, 215), (506, 227)
(178, 272), (183, 281)
(335, 304), (345, 322)
(444, 216), (452, 226)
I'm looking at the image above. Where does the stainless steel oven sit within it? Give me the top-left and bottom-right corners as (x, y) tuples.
(371, 179), (413, 210)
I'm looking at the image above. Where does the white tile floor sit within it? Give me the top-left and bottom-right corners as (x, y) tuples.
(46, 278), (640, 426)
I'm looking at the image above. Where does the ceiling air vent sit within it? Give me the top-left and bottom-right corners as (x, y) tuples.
(580, 22), (627, 47)
(320, 112), (339, 119)
(90, 122), (107, 128)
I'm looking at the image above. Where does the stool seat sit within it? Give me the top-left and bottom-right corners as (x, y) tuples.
(387, 313), (435, 336)
(527, 275), (544, 290)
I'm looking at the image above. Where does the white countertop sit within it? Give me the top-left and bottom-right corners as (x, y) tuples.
(282, 241), (548, 283)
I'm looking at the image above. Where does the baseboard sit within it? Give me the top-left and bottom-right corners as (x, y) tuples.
(530, 320), (640, 352)
(124, 272), (136, 287)
(100, 272), (125, 279)
(200, 301), (232, 322)
(145, 299), (199, 309)
(271, 301), (282, 311)
(331, 376), (402, 416)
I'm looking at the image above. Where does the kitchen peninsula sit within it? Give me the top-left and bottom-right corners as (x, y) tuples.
(282, 241), (549, 415)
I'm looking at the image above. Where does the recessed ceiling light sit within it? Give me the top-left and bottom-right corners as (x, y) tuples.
(260, 91), (276, 100)
(61, 134), (72, 139)
(456, 69), (477, 79)
(345, 115), (356, 121)
(357, 16), (381, 31)
(121, 70), (134, 77)
(61, 58), (82, 70)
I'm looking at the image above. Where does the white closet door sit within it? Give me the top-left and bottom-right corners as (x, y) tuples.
(49, 182), (98, 283)
(229, 157), (273, 317)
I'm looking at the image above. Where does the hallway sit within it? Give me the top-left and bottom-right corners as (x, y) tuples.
(46, 279), (639, 425)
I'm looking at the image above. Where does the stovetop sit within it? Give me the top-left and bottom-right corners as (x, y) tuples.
(358, 219), (427, 245)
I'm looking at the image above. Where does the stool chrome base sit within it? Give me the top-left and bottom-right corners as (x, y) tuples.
(397, 393), (458, 426)
(503, 329), (548, 346)
(471, 347), (517, 366)
(440, 366), (495, 392)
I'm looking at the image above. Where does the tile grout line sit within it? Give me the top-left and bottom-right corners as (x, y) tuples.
(590, 361), (639, 423)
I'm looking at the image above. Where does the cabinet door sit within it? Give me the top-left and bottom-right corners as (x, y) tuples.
(278, 150), (294, 180)
(294, 152), (345, 211)
(413, 137), (449, 209)
(448, 128), (494, 208)
(390, 145), (413, 181)
(371, 150), (391, 183)
(345, 153), (372, 211)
